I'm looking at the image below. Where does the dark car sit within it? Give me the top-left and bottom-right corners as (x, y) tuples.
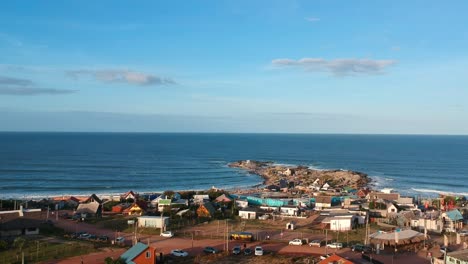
(203, 247), (218, 254)
(244, 248), (252, 255)
(232, 246), (241, 255)
(98, 235), (109, 242)
(352, 244), (372, 253)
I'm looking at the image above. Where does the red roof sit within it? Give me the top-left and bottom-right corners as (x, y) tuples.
(318, 254), (355, 264)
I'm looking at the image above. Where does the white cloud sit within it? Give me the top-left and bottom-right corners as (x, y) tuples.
(67, 69), (175, 86)
(305, 17), (320, 22)
(271, 57), (397, 76)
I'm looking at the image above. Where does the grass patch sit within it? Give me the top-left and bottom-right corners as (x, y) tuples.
(0, 240), (97, 264)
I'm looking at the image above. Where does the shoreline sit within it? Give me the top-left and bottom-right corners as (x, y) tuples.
(1, 160), (466, 201)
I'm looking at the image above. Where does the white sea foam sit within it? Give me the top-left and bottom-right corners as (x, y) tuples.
(411, 188), (468, 197)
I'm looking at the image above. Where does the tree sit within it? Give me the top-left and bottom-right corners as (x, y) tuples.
(13, 237), (27, 251)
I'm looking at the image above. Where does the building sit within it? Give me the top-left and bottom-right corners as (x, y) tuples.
(215, 194), (232, 203)
(279, 205), (300, 216)
(197, 202), (216, 218)
(239, 207), (262, 220)
(315, 196), (332, 210)
(0, 207), (43, 237)
(75, 202), (101, 218)
(157, 199), (172, 212)
(193, 194), (210, 205)
(445, 249), (468, 264)
(318, 254), (355, 264)
(137, 216), (170, 229)
(442, 209), (464, 232)
(121, 191), (138, 201)
(411, 218), (443, 233)
(366, 192), (400, 202)
(122, 201), (148, 216)
(321, 215), (360, 231)
(235, 199), (249, 209)
(120, 242), (157, 264)
(112, 203), (131, 214)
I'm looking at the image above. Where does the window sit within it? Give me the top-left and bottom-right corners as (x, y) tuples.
(146, 251), (151, 258)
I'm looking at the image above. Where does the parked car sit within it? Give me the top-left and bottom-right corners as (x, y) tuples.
(440, 246), (452, 254)
(87, 234), (97, 241)
(244, 248), (252, 255)
(98, 235), (109, 242)
(232, 246), (241, 255)
(203, 247), (218, 254)
(351, 244), (372, 253)
(161, 231), (174, 238)
(255, 246), (264, 256)
(171, 249), (188, 257)
(259, 215), (270, 220)
(308, 240), (322, 247)
(459, 230), (468, 236)
(115, 236), (125, 244)
(78, 233), (91, 239)
(326, 242), (343, 249)
(289, 239), (303, 246)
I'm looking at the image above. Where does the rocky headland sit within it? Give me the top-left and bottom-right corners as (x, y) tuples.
(229, 160), (370, 189)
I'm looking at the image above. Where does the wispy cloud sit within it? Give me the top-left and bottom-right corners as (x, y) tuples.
(0, 75), (76, 95)
(271, 58), (397, 76)
(66, 69), (175, 86)
(305, 17), (320, 22)
(0, 87), (77, 95)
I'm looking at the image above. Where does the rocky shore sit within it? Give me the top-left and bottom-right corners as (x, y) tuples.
(229, 160), (370, 189)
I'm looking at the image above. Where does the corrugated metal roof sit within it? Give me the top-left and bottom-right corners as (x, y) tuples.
(120, 242), (148, 263)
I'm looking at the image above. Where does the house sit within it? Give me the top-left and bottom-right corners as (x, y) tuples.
(315, 196), (332, 210)
(442, 209), (464, 231)
(171, 199), (189, 206)
(318, 254), (355, 264)
(120, 242), (157, 264)
(51, 196), (80, 209)
(279, 205), (299, 216)
(265, 185), (280, 192)
(83, 193), (103, 204)
(76, 202), (102, 218)
(149, 194), (162, 208)
(239, 207), (262, 220)
(112, 203), (131, 214)
(445, 249), (468, 264)
(411, 218), (443, 233)
(235, 199), (249, 209)
(123, 201), (148, 216)
(121, 191), (138, 201)
(157, 199), (172, 212)
(137, 216), (170, 229)
(366, 192), (400, 202)
(193, 194), (210, 205)
(321, 182), (331, 191)
(215, 194), (232, 203)
(321, 215), (360, 231)
(197, 202), (216, 218)
(0, 207), (43, 237)
(357, 189), (371, 198)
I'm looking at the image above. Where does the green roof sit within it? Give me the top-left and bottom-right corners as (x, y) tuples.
(159, 199), (172, 205)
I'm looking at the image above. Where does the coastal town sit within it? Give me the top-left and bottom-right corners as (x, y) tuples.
(0, 160), (467, 264)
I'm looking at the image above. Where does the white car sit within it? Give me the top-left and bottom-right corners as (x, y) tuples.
(326, 242), (343, 249)
(289, 239), (303, 246)
(255, 246), (264, 256)
(459, 230), (468, 236)
(115, 236), (125, 244)
(171, 249), (188, 257)
(161, 231), (174, 237)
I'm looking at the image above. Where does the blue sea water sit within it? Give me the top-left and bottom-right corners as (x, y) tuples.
(0, 132), (467, 198)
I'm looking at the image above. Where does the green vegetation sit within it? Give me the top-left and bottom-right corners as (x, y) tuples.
(0, 239), (96, 264)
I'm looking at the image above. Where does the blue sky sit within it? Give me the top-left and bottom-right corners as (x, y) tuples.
(1, 0), (467, 134)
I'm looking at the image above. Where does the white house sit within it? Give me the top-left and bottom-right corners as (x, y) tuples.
(279, 205), (299, 216)
(235, 199), (249, 209)
(239, 208), (260, 220)
(321, 182), (331, 191)
(137, 216), (170, 229)
(315, 196), (332, 210)
(411, 218), (443, 233)
(322, 215), (360, 231)
(193, 195), (210, 205)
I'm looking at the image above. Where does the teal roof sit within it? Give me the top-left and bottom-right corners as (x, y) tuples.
(120, 242), (148, 263)
(446, 210), (463, 221)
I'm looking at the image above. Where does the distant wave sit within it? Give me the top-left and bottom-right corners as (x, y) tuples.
(412, 188), (468, 197)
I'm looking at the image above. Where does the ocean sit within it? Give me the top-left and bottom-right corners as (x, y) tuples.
(0, 132), (467, 199)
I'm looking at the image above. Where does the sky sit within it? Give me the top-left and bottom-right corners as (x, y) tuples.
(1, 0), (468, 134)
